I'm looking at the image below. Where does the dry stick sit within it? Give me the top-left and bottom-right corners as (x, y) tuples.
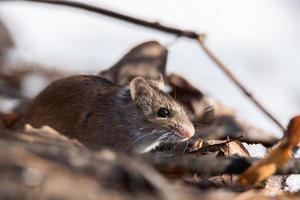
(23, 0), (204, 39)
(198, 37), (286, 131)
(19, 0), (285, 131)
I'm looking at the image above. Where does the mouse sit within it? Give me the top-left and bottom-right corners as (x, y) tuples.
(15, 75), (195, 153)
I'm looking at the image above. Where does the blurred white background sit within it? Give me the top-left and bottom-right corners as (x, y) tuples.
(0, 0), (299, 136)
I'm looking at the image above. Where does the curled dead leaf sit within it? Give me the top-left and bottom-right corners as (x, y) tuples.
(237, 115), (300, 186)
(99, 41), (168, 85)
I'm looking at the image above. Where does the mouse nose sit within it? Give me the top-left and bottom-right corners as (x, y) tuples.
(180, 124), (195, 138)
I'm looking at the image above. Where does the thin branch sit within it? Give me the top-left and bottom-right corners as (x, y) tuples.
(12, 0), (285, 131)
(24, 0), (205, 39)
(198, 37), (286, 131)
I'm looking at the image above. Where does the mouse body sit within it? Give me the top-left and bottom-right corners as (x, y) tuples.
(16, 75), (194, 153)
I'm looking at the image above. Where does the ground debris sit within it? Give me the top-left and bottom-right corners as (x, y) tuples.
(0, 36), (299, 199)
(0, 127), (299, 199)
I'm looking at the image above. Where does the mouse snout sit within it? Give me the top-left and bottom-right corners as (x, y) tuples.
(178, 123), (195, 139)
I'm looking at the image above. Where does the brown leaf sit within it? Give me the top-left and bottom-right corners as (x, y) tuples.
(187, 137), (250, 158)
(237, 115), (300, 186)
(0, 112), (20, 129)
(99, 41), (168, 85)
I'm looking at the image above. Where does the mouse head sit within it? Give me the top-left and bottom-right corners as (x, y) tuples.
(129, 76), (195, 152)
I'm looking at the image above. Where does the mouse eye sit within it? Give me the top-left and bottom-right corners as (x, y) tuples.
(157, 107), (171, 118)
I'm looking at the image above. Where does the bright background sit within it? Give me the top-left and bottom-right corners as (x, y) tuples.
(1, 0), (300, 137)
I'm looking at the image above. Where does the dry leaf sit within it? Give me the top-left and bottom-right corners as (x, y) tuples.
(0, 112), (19, 129)
(187, 137), (250, 158)
(237, 115), (300, 186)
(23, 124), (84, 148)
(99, 41), (168, 85)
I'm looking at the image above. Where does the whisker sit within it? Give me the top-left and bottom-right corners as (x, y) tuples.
(200, 105), (214, 115)
(147, 132), (172, 150)
(139, 134), (168, 153)
(127, 131), (159, 148)
(182, 140), (189, 153)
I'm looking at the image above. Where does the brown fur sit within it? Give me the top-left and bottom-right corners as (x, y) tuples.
(16, 75), (194, 153)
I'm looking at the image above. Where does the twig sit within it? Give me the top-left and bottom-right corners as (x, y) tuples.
(198, 37), (285, 131)
(8, 0), (285, 131)
(187, 135), (244, 154)
(23, 0), (205, 39)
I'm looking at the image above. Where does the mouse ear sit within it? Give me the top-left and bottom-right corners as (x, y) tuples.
(148, 73), (165, 90)
(129, 77), (149, 100)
